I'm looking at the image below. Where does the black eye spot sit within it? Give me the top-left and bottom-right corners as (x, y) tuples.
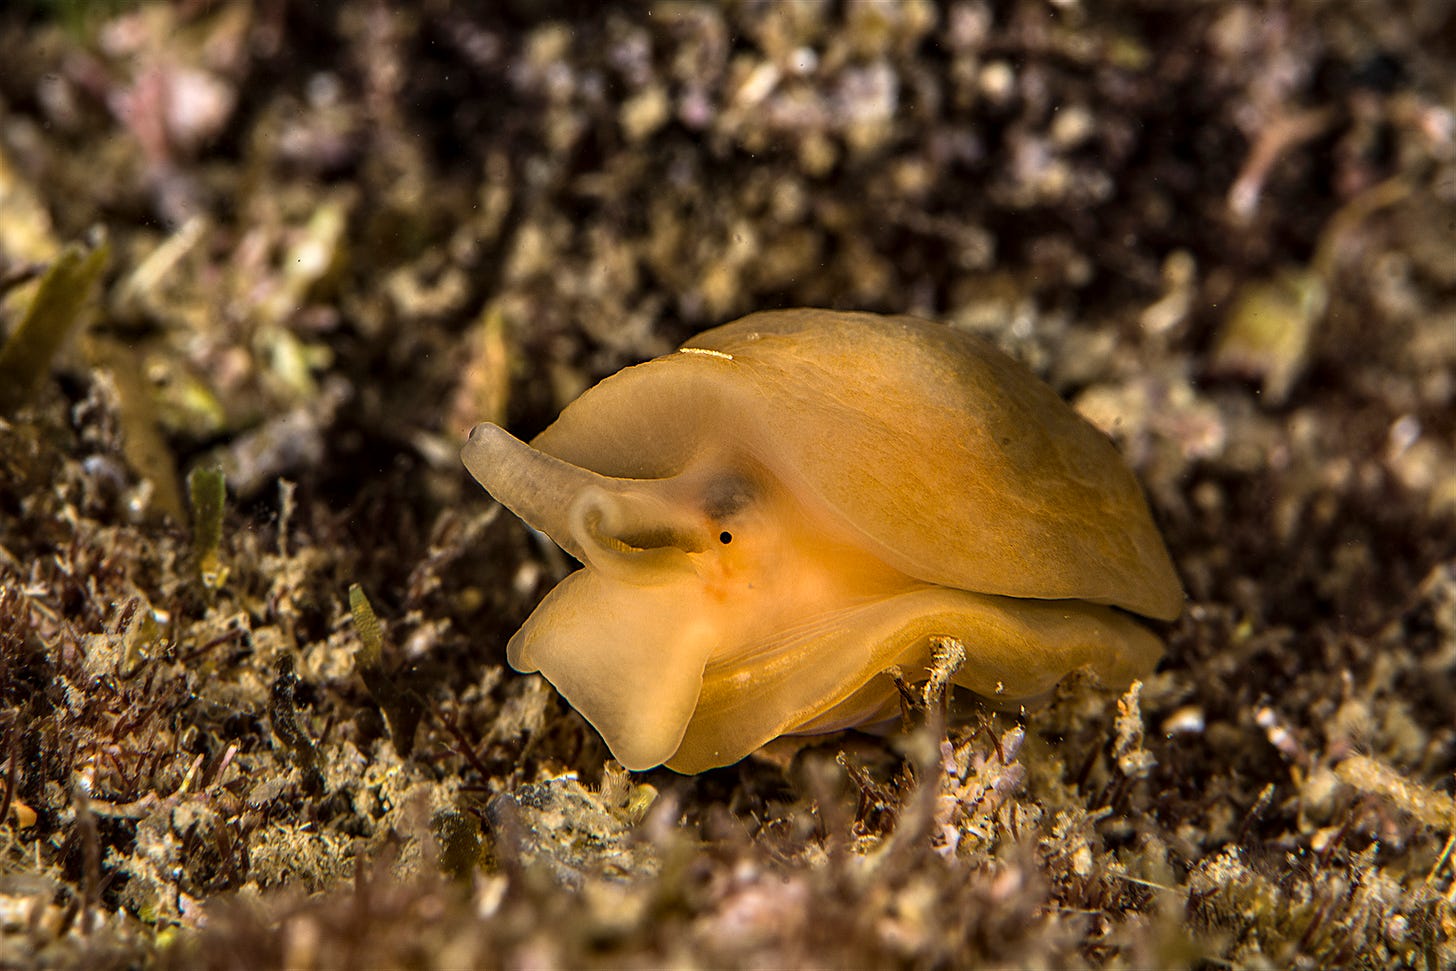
(719, 531), (733, 545)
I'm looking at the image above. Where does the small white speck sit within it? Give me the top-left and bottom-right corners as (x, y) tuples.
(1387, 414), (1420, 456)
(677, 347), (734, 361)
(1161, 706), (1205, 737)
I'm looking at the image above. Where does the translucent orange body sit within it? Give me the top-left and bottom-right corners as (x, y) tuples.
(463, 310), (1182, 772)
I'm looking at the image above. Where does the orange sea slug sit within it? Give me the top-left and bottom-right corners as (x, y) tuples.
(463, 309), (1182, 772)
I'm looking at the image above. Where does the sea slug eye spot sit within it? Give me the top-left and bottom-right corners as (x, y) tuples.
(719, 531), (733, 545)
